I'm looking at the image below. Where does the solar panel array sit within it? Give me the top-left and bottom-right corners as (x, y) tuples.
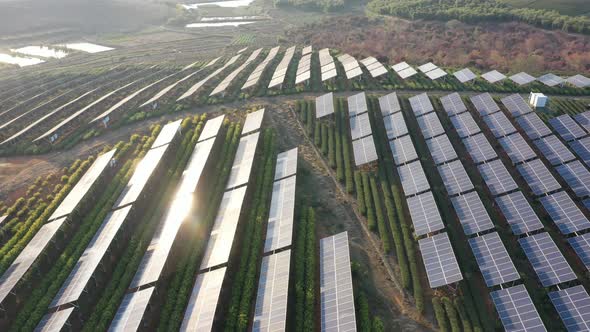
(517, 159), (561, 196)
(469, 232), (519, 286)
(437, 160), (474, 196)
(180, 267), (227, 331)
(569, 233), (590, 270)
(478, 159), (518, 196)
(392, 61), (417, 79)
(451, 192), (494, 235)
(501, 94), (533, 117)
(549, 285), (590, 332)
(470, 93), (499, 116)
(426, 134), (457, 165)
(538, 73), (564, 87)
(406, 192), (445, 236)
(462, 133), (498, 164)
(252, 250), (291, 332)
(108, 286), (154, 332)
(360, 57), (388, 78)
(567, 74), (590, 88)
(418, 233), (463, 288)
(295, 53), (312, 85)
(242, 109), (265, 136)
(268, 46), (296, 88)
(534, 135), (576, 166)
(320, 232), (357, 332)
(453, 68), (477, 83)
(549, 114), (587, 142)
(519, 232), (577, 287)
(337, 54), (363, 80)
(450, 112), (480, 138)
(177, 54), (243, 101)
(397, 161), (430, 197)
(510, 72), (536, 85)
(378, 92), (401, 117)
(539, 191), (590, 234)
(490, 285), (546, 332)
(319, 48), (337, 82)
(389, 135), (418, 165)
(481, 70), (506, 83)
(498, 133), (536, 164)
(210, 48), (262, 96)
(440, 92), (467, 116)
(557, 160), (590, 198)
(316, 92), (335, 119)
(495, 191), (544, 235)
(243, 46), (280, 90)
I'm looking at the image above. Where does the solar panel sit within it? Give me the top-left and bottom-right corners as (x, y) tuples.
(570, 137), (590, 167)
(498, 133), (537, 164)
(352, 135), (378, 166)
(389, 135), (418, 165)
(539, 191), (590, 234)
(470, 93), (500, 116)
(200, 186), (247, 270)
(517, 159), (561, 196)
(274, 148), (298, 181)
(517, 113), (552, 140)
(360, 57), (388, 78)
(109, 286), (154, 332)
(490, 285), (546, 332)
(409, 93), (434, 116)
(180, 268), (226, 332)
(519, 232), (577, 286)
(301, 45), (312, 55)
(115, 144), (170, 208)
(316, 93), (335, 118)
(132, 140), (216, 288)
(440, 92), (468, 116)
(418, 233), (463, 288)
(416, 112), (444, 140)
(426, 68), (447, 80)
(482, 70), (506, 83)
(319, 48), (337, 82)
(199, 114), (225, 142)
(451, 191), (494, 235)
(263, 176), (296, 253)
(226, 132), (260, 189)
(567, 74), (590, 88)
(549, 285), (590, 332)
(0, 217), (67, 305)
(510, 72), (536, 85)
(437, 160), (474, 196)
(151, 119), (182, 149)
(418, 62), (437, 73)
(268, 46), (296, 89)
(378, 92), (401, 116)
(51, 205), (133, 308)
(469, 232), (519, 286)
(319, 232), (357, 332)
(426, 134), (458, 165)
(347, 92), (368, 117)
(478, 159), (518, 196)
(243, 46), (280, 90)
(549, 114), (587, 142)
(178, 54), (242, 100)
(569, 233), (590, 270)
(253, 250), (291, 332)
(350, 112), (372, 140)
(501, 94), (533, 117)
(483, 111), (517, 138)
(495, 191), (544, 235)
(392, 61), (410, 72)
(453, 68), (477, 83)
(338, 54), (363, 80)
(397, 67), (417, 79)
(242, 109), (265, 136)
(573, 111), (590, 133)
(538, 73), (564, 87)
(462, 133), (498, 164)
(534, 135), (576, 166)
(211, 48), (262, 96)
(36, 307), (74, 332)
(383, 112), (408, 140)
(49, 149), (116, 221)
(451, 112), (480, 138)
(397, 161), (430, 197)
(406, 192), (444, 236)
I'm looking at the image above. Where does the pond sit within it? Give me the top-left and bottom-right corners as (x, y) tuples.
(186, 21), (256, 28)
(11, 46), (68, 59)
(59, 43), (114, 53)
(183, 0), (256, 9)
(0, 53), (45, 67)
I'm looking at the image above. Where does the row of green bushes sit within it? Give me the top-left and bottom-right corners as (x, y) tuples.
(156, 122), (243, 331)
(82, 115), (209, 330)
(293, 207), (316, 332)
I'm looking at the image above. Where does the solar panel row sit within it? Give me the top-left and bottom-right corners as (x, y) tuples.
(470, 93), (499, 117)
(392, 61), (417, 79)
(453, 68), (477, 83)
(295, 53), (312, 85)
(440, 92), (468, 116)
(337, 54), (363, 80)
(315, 92), (335, 119)
(469, 232), (519, 287)
(549, 285), (590, 332)
(178, 54), (242, 101)
(519, 232), (577, 287)
(481, 70), (506, 84)
(490, 285), (546, 332)
(243, 46), (280, 90)
(360, 57), (388, 78)
(319, 48), (337, 82)
(418, 233), (463, 288)
(501, 94), (533, 118)
(378, 92), (401, 117)
(253, 250), (291, 332)
(534, 135), (576, 166)
(268, 46), (296, 89)
(210, 48), (262, 96)
(549, 114), (588, 142)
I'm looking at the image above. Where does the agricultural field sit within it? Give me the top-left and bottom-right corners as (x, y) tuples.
(1, 0), (590, 331)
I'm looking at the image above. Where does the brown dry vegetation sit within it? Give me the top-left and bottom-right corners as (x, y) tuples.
(286, 15), (590, 75)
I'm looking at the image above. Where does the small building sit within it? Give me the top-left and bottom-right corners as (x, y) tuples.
(529, 92), (548, 108)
